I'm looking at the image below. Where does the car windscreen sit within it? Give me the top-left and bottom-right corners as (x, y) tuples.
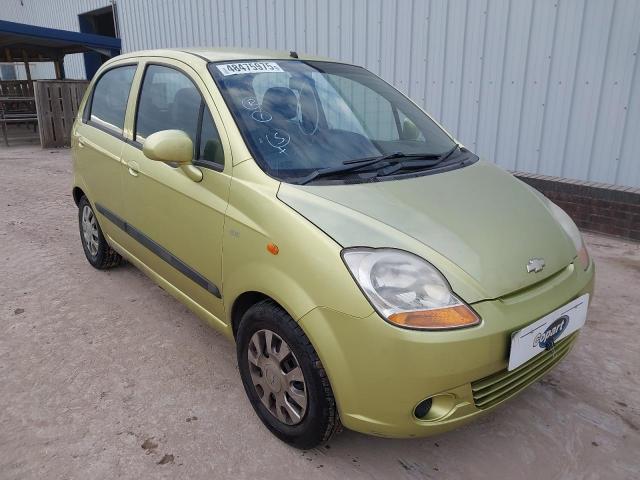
(208, 60), (458, 184)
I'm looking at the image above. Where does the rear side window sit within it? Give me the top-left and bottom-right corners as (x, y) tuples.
(135, 65), (202, 146)
(88, 65), (136, 134)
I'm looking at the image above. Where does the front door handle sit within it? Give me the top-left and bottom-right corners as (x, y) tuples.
(128, 160), (139, 177)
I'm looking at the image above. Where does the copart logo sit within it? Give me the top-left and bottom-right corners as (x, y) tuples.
(534, 316), (569, 349)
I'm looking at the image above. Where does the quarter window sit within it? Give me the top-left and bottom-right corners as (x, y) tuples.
(88, 65), (136, 134)
(198, 108), (224, 168)
(135, 65), (202, 148)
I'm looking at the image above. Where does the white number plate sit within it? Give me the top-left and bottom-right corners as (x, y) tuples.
(508, 293), (589, 371)
(216, 62), (284, 76)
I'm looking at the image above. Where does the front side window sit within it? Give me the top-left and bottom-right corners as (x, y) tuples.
(210, 60), (465, 184)
(88, 65), (136, 134)
(135, 65), (202, 147)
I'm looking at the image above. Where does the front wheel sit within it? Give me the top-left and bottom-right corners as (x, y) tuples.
(236, 300), (340, 449)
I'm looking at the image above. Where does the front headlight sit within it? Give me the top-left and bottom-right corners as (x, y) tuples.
(341, 248), (480, 330)
(547, 201), (590, 270)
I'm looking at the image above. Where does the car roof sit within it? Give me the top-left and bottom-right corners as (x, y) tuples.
(110, 47), (345, 65)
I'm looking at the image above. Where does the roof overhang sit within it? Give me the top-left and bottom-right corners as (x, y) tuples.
(0, 20), (121, 62)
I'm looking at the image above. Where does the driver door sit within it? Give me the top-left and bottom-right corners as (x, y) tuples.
(120, 59), (231, 323)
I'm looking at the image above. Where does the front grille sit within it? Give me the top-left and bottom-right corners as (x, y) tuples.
(471, 333), (578, 410)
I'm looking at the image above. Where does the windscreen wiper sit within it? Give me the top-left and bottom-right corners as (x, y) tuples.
(297, 146), (459, 185)
(341, 151), (430, 165)
(297, 157), (390, 185)
(375, 144), (460, 177)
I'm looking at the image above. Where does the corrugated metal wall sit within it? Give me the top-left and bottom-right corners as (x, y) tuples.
(2, 0), (640, 188)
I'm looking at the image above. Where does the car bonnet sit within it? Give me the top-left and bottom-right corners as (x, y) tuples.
(277, 160), (577, 302)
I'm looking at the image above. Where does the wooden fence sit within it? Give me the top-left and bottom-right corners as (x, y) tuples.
(34, 80), (88, 148)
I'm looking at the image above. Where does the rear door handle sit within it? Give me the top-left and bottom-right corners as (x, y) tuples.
(128, 160), (139, 177)
(76, 136), (86, 148)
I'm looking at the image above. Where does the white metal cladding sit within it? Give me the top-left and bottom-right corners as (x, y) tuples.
(2, 0), (639, 188)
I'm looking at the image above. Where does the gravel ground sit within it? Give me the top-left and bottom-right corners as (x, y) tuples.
(1, 146), (639, 479)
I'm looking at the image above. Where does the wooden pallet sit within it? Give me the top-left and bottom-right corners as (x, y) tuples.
(34, 80), (88, 148)
(0, 80), (34, 98)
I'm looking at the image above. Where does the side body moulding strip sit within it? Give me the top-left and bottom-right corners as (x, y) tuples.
(95, 203), (222, 298)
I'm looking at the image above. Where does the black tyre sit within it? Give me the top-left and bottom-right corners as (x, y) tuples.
(78, 196), (122, 269)
(237, 300), (340, 449)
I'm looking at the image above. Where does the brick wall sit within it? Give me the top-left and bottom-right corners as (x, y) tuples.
(514, 172), (640, 242)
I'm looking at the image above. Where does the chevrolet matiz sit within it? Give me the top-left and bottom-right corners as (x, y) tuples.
(72, 48), (595, 448)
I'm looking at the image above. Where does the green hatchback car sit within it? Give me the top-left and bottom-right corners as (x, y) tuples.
(72, 48), (594, 448)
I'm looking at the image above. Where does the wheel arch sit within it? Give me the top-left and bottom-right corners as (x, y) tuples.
(230, 291), (305, 340)
(230, 291), (270, 339)
(72, 186), (86, 206)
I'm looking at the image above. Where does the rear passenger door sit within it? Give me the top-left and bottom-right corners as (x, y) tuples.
(120, 60), (231, 322)
(73, 63), (137, 246)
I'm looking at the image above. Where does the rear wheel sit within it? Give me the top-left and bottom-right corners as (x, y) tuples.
(237, 300), (340, 449)
(78, 196), (122, 269)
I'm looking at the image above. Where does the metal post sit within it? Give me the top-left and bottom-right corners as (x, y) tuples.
(54, 59), (65, 80)
(111, 0), (120, 38)
(22, 50), (32, 81)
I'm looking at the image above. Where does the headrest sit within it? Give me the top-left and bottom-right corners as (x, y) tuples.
(171, 87), (201, 137)
(173, 87), (201, 110)
(261, 87), (298, 120)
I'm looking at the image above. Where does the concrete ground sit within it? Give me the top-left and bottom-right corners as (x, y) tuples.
(1, 145), (639, 480)
(1, 124), (40, 148)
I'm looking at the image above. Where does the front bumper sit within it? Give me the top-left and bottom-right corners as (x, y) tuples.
(298, 261), (595, 438)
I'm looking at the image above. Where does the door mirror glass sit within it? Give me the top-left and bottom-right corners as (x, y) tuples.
(143, 129), (194, 165)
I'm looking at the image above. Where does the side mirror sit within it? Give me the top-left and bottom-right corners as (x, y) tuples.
(142, 130), (202, 181)
(402, 119), (420, 141)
